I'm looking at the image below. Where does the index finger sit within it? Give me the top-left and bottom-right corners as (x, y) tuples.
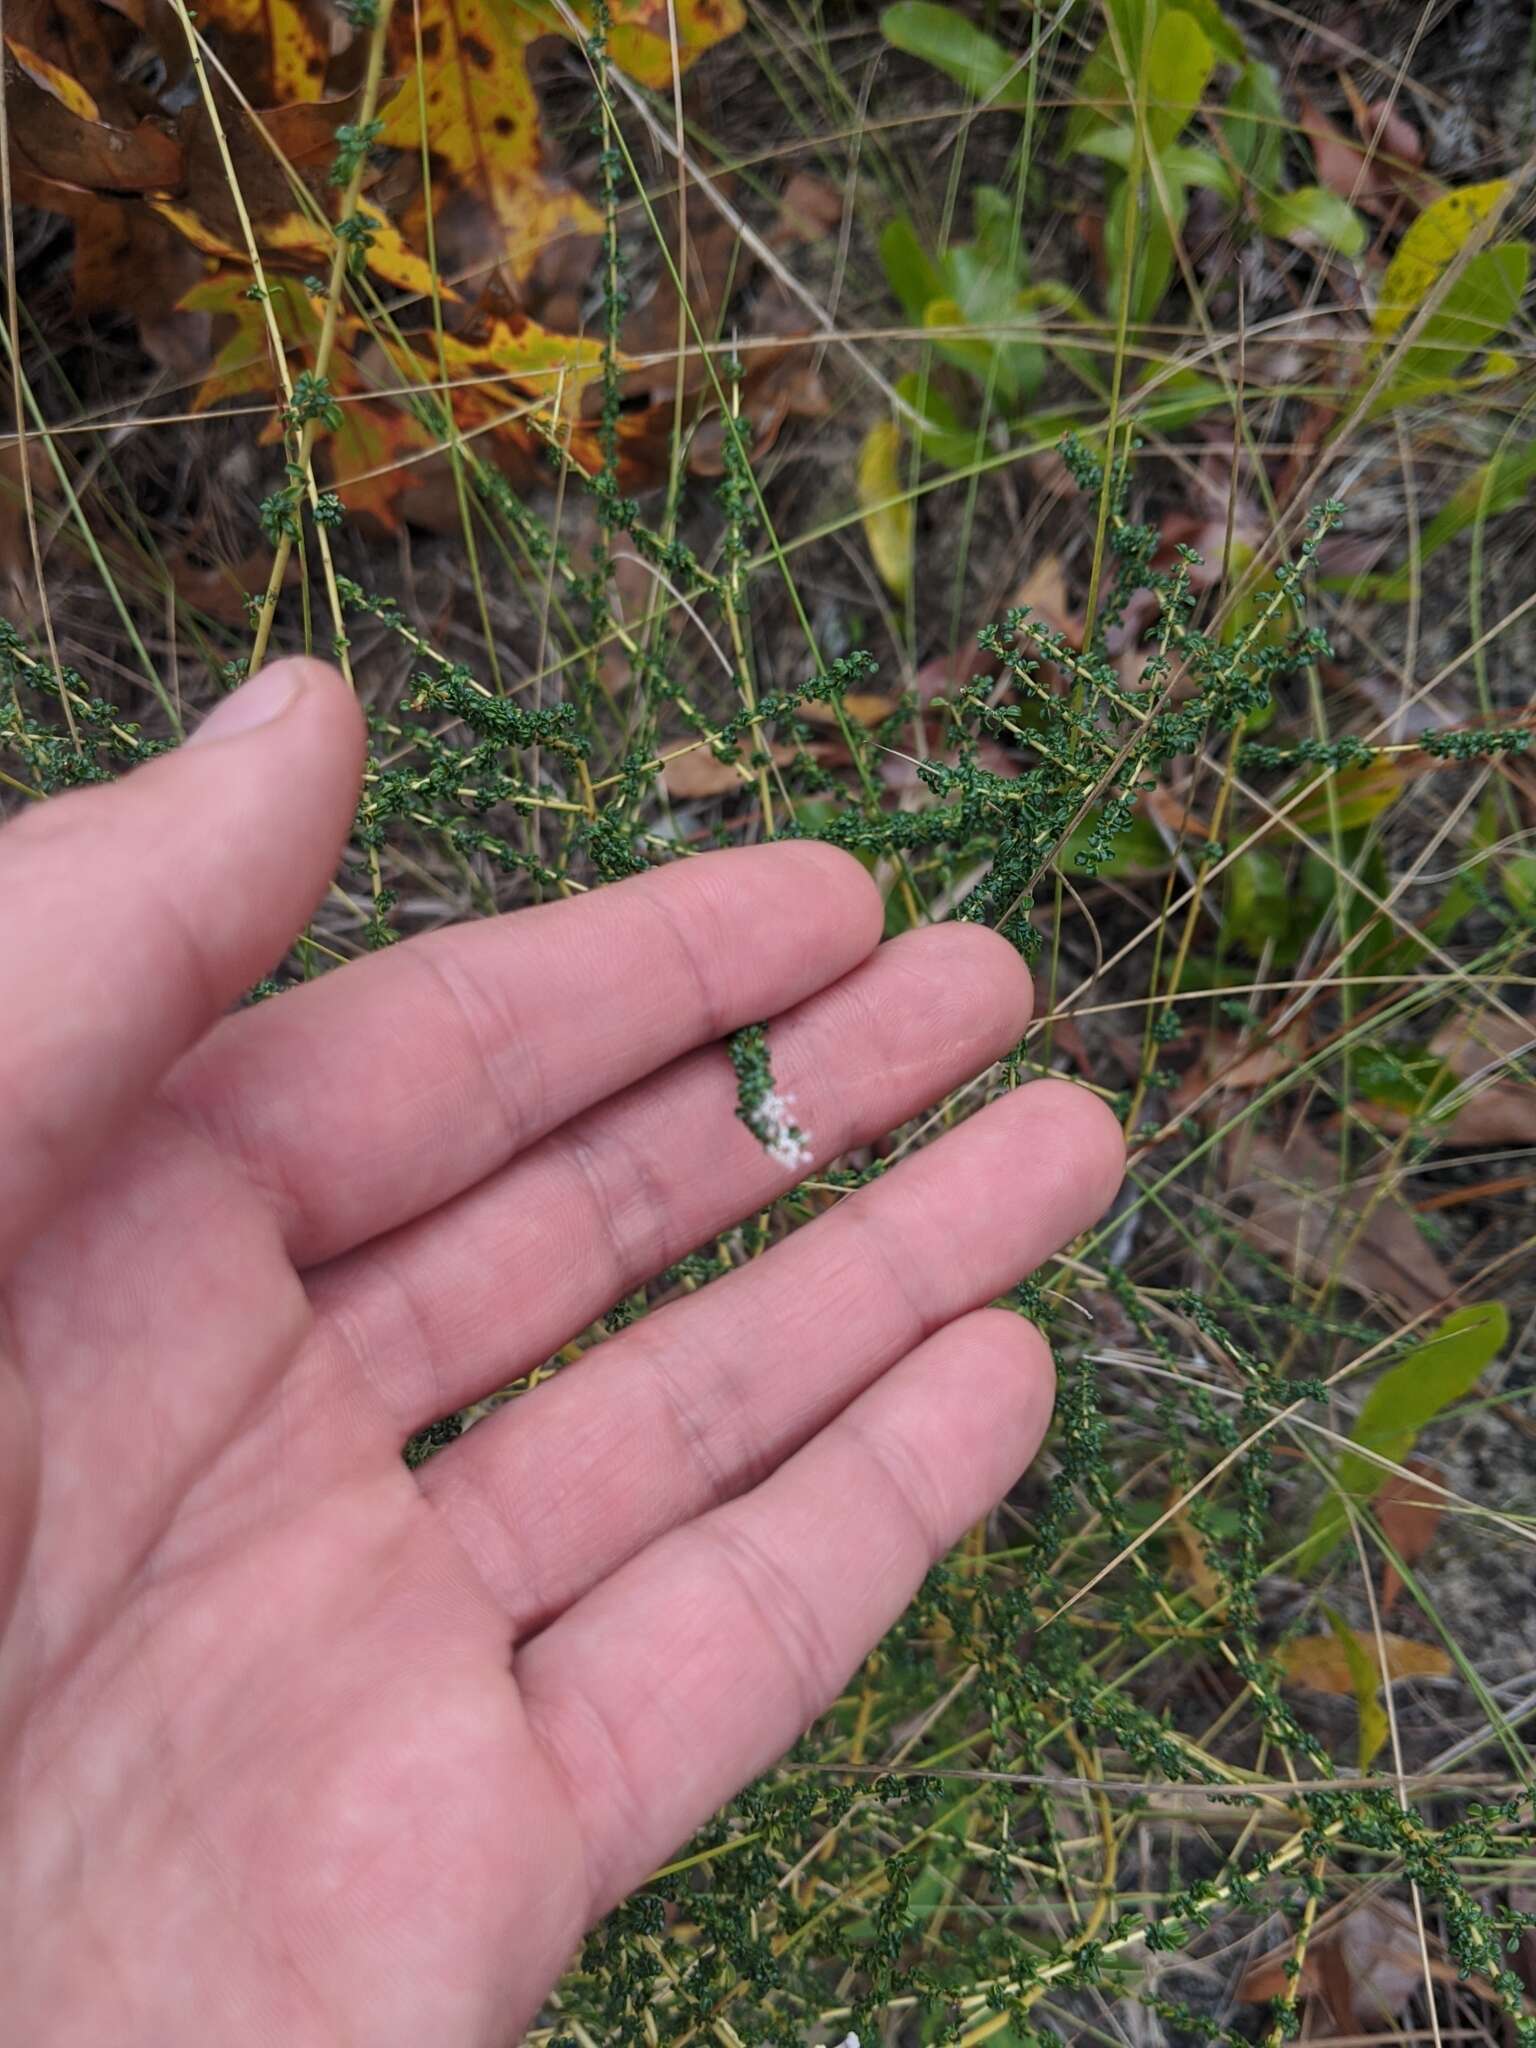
(166, 842), (884, 1267)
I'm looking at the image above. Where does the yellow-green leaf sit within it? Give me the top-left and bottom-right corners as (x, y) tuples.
(1371, 242), (1529, 415)
(1373, 178), (1512, 339)
(1281, 1618), (1451, 1702)
(1258, 183), (1367, 258)
(1326, 1606), (1390, 1768)
(1299, 1301), (1508, 1574)
(857, 419), (914, 599)
(1144, 9), (1214, 153)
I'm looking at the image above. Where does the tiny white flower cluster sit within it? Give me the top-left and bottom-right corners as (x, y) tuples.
(751, 1085), (813, 1173)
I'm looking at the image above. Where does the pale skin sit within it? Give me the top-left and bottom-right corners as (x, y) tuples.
(0, 657), (1124, 2045)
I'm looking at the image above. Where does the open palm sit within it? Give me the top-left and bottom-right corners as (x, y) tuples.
(0, 660), (1122, 2046)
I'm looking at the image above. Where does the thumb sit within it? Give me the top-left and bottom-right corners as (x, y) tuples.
(0, 657), (365, 1275)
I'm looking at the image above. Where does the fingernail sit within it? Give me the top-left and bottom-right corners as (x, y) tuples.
(188, 661), (304, 747)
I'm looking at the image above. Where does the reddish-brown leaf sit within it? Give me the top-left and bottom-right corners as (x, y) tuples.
(1229, 1129), (1453, 1317)
(1374, 1456), (1444, 1616)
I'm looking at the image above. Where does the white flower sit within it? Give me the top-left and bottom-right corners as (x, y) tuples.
(749, 1085), (812, 1172)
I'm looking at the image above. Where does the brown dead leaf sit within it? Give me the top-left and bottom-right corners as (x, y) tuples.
(1144, 784), (1214, 842)
(0, 441), (58, 611)
(1172, 1030), (1309, 1114)
(1424, 1009), (1536, 1148)
(770, 170), (843, 246)
(1240, 1898), (1530, 2032)
(1374, 1456), (1444, 1616)
(661, 738), (793, 799)
(4, 51), (182, 190)
(1229, 1129), (1453, 1316)
(1298, 90), (1398, 211)
(1013, 553), (1083, 646)
(798, 693), (897, 729)
(2, 0), (134, 120)
(170, 546), (297, 624)
(1166, 1498), (1224, 1612)
(1238, 1901), (1421, 2028)
(1341, 76), (1426, 173)
(1280, 1626), (1451, 1695)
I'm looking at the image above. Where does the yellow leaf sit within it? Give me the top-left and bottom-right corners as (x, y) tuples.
(179, 273), (326, 411)
(601, 0), (747, 89)
(378, 0), (743, 279)
(1320, 1605), (1390, 1769)
(4, 35), (99, 119)
(1373, 179), (1511, 339)
(153, 198), (452, 302)
(857, 419), (913, 600)
(197, 0), (329, 102)
(385, 317), (612, 460)
(1280, 1625), (1451, 1699)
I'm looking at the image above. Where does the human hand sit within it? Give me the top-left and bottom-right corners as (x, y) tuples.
(0, 658), (1123, 2046)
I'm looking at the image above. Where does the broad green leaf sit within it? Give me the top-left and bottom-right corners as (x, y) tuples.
(880, 216), (945, 324)
(1374, 178), (1511, 339)
(973, 183), (1028, 281)
(1144, 9), (1214, 152)
(1104, 0), (1159, 76)
(1322, 1604), (1390, 1770)
(1076, 127), (1236, 200)
(880, 2), (1024, 106)
(1016, 281), (1102, 393)
(1105, 169), (1186, 326)
(1371, 242), (1529, 415)
(1062, 0), (1156, 155)
(857, 419), (914, 598)
(1063, 35), (1129, 157)
(1299, 1301), (1509, 1573)
(893, 372), (977, 470)
(1223, 59), (1285, 189)
(1171, 0), (1246, 63)
(922, 293), (997, 386)
(1258, 183), (1367, 257)
(922, 288), (1044, 405)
